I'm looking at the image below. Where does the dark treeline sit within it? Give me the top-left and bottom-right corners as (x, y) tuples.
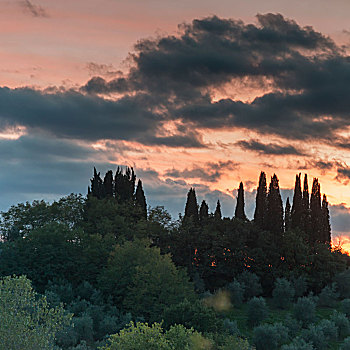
(0, 166), (349, 349)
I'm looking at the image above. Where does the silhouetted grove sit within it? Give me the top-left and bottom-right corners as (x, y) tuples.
(0, 166), (349, 350)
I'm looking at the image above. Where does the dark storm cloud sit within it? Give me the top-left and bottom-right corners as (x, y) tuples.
(336, 166), (350, 183)
(330, 204), (350, 235)
(236, 139), (304, 155)
(165, 160), (239, 182)
(20, 0), (48, 18)
(80, 13), (349, 146)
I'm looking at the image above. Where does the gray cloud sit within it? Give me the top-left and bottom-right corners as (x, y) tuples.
(20, 0), (48, 18)
(236, 139), (304, 155)
(330, 204), (350, 236)
(336, 166), (350, 183)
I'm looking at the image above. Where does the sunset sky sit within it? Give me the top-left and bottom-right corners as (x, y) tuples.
(0, 0), (349, 247)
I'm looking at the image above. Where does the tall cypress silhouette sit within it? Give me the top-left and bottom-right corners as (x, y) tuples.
(235, 182), (247, 220)
(285, 197), (291, 232)
(115, 167), (136, 201)
(302, 174), (309, 210)
(214, 200), (222, 220)
(267, 174), (284, 236)
(91, 167), (104, 199)
(199, 200), (209, 222)
(302, 174), (311, 235)
(291, 173), (303, 229)
(254, 171), (267, 228)
(321, 194), (331, 244)
(184, 188), (199, 222)
(135, 179), (147, 220)
(103, 170), (114, 197)
(310, 178), (322, 243)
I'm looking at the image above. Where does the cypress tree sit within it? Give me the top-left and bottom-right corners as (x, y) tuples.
(291, 173), (303, 230)
(235, 182), (247, 220)
(302, 174), (309, 210)
(90, 167), (104, 199)
(302, 174), (312, 235)
(254, 171), (267, 228)
(285, 197), (291, 232)
(184, 188), (199, 222)
(135, 179), (147, 220)
(310, 178), (322, 243)
(321, 194), (331, 245)
(103, 170), (114, 198)
(199, 200), (209, 222)
(115, 166), (136, 202)
(266, 174), (284, 236)
(214, 200), (222, 220)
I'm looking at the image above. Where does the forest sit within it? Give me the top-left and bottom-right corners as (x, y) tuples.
(1, 166), (350, 350)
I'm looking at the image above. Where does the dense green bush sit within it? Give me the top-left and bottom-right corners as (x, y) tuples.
(227, 279), (245, 306)
(341, 336), (350, 350)
(283, 315), (302, 338)
(334, 270), (350, 299)
(317, 319), (338, 341)
(253, 323), (288, 350)
(273, 278), (295, 309)
(342, 299), (350, 318)
(162, 299), (222, 334)
(301, 324), (327, 350)
(247, 297), (269, 327)
(281, 337), (314, 350)
(237, 271), (262, 300)
(330, 311), (350, 339)
(294, 297), (316, 327)
(291, 276), (308, 299)
(317, 283), (339, 307)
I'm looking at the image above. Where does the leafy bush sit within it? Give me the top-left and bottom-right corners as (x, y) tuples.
(227, 279), (245, 306)
(223, 318), (240, 336)
(217, 335), (251, 350)
(294, 297), (316, 327)
(342, 299), (350, 318)
(283, 315), (302, 338)
(253, 323), (288, 350)
(341, 336), (350, 350)
(291, 276), (308, 299)
(301, 324), (327, 350)
(247, 297), (269, 327)
(273, 278), (295, 309)
(237, 271), (262, 300)
(162, 299), (222, 334)
(281, 337), (314, 350)
(334, 270), (350, 299)
(317, 283), (339, 307)
(330, 311), (350, 339)
(100, 321), (208, 350)
(317, 319), (338, 341)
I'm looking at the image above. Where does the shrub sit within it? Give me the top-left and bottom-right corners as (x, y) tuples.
(342, 299), (350, 318)
(283, 315), (302, 338)
(223, 318), (240, 336)
(317, 283), (339, 307)
(294, 297), (316, 327)
(217, 335), (250, 350)
(330, 311), (350, 339)
(237, 271), (262, 300)
(162, 299), (222, 334)
(291, 276), (308, 299)
(247, 297), (269, 327)
(253, 323), (287, 350)
(301, 324), (327, 350)
(341, 336), (350, 350)
(281, 337), (314, 350)
(334, 270), (350, 299)
(273, 278), (295, 309)
(227, 279), (245, 306)
(318, 319), (338, 341)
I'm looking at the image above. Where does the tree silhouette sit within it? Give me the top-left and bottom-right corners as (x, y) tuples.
(285, 197), (291, 232)
(291, 173), (303, 230)
(199, 200), (209, 222)
(266, 174), (284, 236)
(184, 188), (199, 222)
(135, 179), (147, 220)
(254, 172), (267, 228)
(214, 200), (222, 220)
(310, 178), (322, 243)
(235, 182), (247, 221)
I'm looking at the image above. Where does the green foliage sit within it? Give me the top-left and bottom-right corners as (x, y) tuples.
(341, 337), (350, 350)
(247, 297), (268, 327)
(253, 323), (288, 350)
(291, 275), (308, 299)
(281, 337), (314, 350)
(237, 271), (262, 300)
(330, 311), (350, 339)
(335, 270), (350, 299)
(301, 324), (327, 350)
(227, 279), (245, 306)
(317, 283), (339, 307)
(216, 335), (251, 350)
(162, 299), (222, 334)
(272, 278), (295, 309)
(99, 240), (195, 322)
(0, 275), (71, 349)
(317, 319), (338, 341)
(100, 321), (208, 350)
(294, 297), (316, 327)
(342, 299), (350, 318)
